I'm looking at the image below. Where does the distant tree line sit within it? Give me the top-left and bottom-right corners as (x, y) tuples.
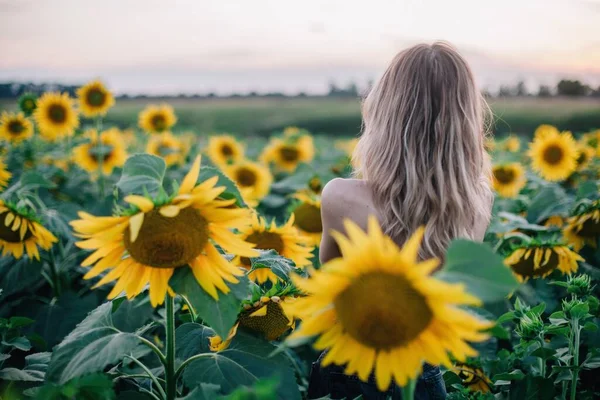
(0, 79), (598, 100)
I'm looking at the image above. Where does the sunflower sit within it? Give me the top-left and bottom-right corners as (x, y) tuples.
(260, 135), (314, 173)
(290, 193), (322, 247)
(492, 163), (526, 198)
(452, 362), (493, 393)
(575, 145), (595, 171)
(0, 112), (33, 144)
(18, 93), (37, 116)
(0, 158), (11, 189)
(534, 124), (559, 139)
(146, 131), (185, 166)
(543, 215), (564, 228)
(0, 200), (58, 260)
(335, 138), (359, 157)
(77, 80), (115, 117)
(209, 294), (297, 350)
(73, 128), (127, 175)
(223, 160), (272, 207)
(206, 135), (244, 166)
(527, 130), (578, 181)
(286, 217), (490, 391)
(563, 201), (600, 251)
(70, 156), (259, 307)
(504, 135), (520, 152)
(504, 242), (583, 281)
(33, 92), (79, 141)
(138, 104), (177, 134)
(234, 213), (314, 284)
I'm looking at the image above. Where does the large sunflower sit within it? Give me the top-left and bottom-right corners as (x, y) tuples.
(492, 163), (526, 198)
(260, 135), (314, 173)
(563, 201), (600, 251)
(234, 213), (314, 284)
(528, 130), (578, 181)
(0, 112), (34, 143)
(452, 362), (493, 393)
(70, 156), (259, 307)
(146, 131), (185, 166)
(0, 200), (57, 260)
(223, 160), (272, 207)
(33, 92), (79, 141)
(138, 104), (177, 134)
(77, 80), (115, 117)
(286, 217), (490, 391)
(290, 193), (322, 247)
(73, 128), (127, 175)
(0, 158), (11, 189)
(206, 135), (244, 166)
(504, 242), (583, 281)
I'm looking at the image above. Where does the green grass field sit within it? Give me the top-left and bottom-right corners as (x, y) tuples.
(2, 96), (599, 137)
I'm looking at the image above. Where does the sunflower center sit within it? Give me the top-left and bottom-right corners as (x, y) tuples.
(239, 301), (291, 341)
(309, 178), (322, 193)
(576, 152), (589, 165)
(280, 146), (299, 162)
(579, 216), (600, 236)
(494, 167), (515, 184)
(293, 203), (322, 233)
(123, 207), (209, 268)
(236, 167), (257, 187)
(221, 144), (234, 157)
(0, 212), (32, 243)
(86, 88), (106, 107)
(7, 120), (24, 135)
(510, 248), (559, 278)
(334, 272), (433, 350)
(239, 231), (285, 267)
(48, 104), (67, 123)
(543, 145), (564, 165)
(151, 114), (166, 131)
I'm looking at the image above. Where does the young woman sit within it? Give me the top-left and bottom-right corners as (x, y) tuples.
(308, 42), (493, 399)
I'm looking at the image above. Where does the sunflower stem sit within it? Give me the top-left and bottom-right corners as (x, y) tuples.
(124, 354), (166, 400)
(401, 378), (416, 400)
(570, 318), (581, 400)
(165, 294), (176, 400)
(135, 335), (167, 367)
(180, 295), (198, 322)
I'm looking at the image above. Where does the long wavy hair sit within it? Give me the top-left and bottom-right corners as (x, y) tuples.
(353, 42), (493, 260)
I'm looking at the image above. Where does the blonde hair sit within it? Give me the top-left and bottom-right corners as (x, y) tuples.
(353, 41), (492, 260)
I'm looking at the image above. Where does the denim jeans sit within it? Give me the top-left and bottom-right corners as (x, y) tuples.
(307, 352), (447, 400)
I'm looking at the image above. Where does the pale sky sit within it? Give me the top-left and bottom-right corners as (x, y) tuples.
(1, 0), (599, 94)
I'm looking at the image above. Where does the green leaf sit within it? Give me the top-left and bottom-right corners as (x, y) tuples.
(270, 164), (315, 193)
(496, 311), (516, 324)
(221, 377), (281, 400)
(526, 185), (571, 223)
(531, 303), (546, 315)
(179, 384), (221, 400)
(570, 303), (590, 319)
(175, 323), (214, 360)
(37, 373), (116, 400)
(117, 154), (166, 196)
(260, 194), (288, 209)
(0, 352), (50, 382)
(198, 166), (246, 207)
(8, 316), (35, 329)
(436, 240), (519, 303)
(488, 324), (510, 340)
(2, 335), (31, 351)
(549, 311), (567, 325)
(182, 331), (300, 400)
(493, 369), (525, 381)
(576, 181), (599, 201)
(170, 269), (251, 338)
(583, 321), (598, 332)
(249, 250), (296, 282)
(530, 347), (556, 360)
(18, 171), (57, 191)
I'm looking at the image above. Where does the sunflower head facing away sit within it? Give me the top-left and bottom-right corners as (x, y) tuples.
(77, 80), (115, 117)
(527, 130), (578, 181)
(206, 135), (244, 166)
(286, 217), (491, 391)
(146, 131), (185, 166)
(73, 128), (127, 175)
(290, 193), (322, 247)
(0, 200), (58, 260)
(452, 362), (493, 393)
(563, 201), (600, 251)
(492, 163), (526, 198)
(33, 92), (80, 141)
(235, 213), (314, 284)
(260, 135), (314, 173)
(0, 112), (34, 143)
(0, 158), (11, 189)
(18, 93), (37, 116)
(504, 135), (521, 152)
(223, 160), (272, 207)
(504, 241), (583, 281)
(70, 156), (259, 307)
(138, 104), (177, 134)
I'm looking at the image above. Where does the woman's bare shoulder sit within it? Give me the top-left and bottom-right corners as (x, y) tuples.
(321, 178), (375, 230)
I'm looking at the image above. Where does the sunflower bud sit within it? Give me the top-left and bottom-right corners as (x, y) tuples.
(567, 274), (594, 297)
(562, 298), (589, 320)
(516, 312), (544, 341)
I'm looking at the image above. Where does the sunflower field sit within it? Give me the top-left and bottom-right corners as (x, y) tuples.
(0, 82), (599, 400)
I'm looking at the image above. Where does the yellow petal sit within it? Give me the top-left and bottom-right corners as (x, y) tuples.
(11, 216), (21, 231)
(179, 155), (201, 195)
(129, 213), (145, 243)
(159, 205), (180, 218)
(124, 195), (155, 212)
(5, 212), (14, 227)
(249, 305), (268, 317)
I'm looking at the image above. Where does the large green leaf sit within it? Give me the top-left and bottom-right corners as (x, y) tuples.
(179, 384), (221, 400)
(46, 302), (140, 384)
(175, 323), (214, 360)
(270, 164), (315, 194)
(170, 269), (251, 338)
(182, 331), (300, 400)
(526, 185), (571, 223)
(198, 166), (246, 207)
(36, 373), (116, 400)
(436, 240), (519, 303)
(0, 352), (50, 382)
(249, 250), (296, 282)
(116, 154), (166, 196)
